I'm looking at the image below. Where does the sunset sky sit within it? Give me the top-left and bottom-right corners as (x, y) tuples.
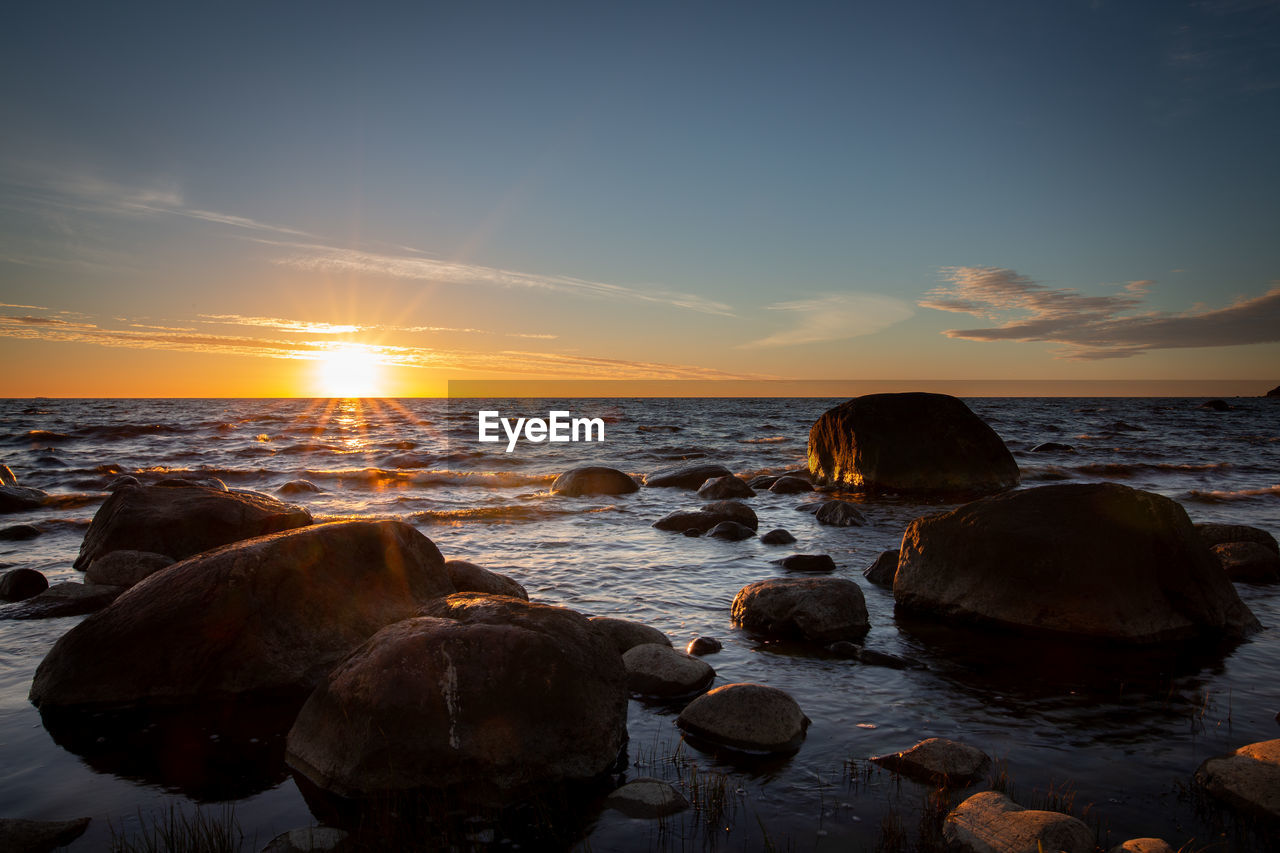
(2, 1), (1277, 397)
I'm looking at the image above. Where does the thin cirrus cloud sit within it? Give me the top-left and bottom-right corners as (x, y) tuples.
(740, 293), (915, 348)
(199, 313), (558, 340)
(921, 266), (1280, 359)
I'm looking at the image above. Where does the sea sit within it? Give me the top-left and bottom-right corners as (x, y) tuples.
(1, 396), (1278, 851)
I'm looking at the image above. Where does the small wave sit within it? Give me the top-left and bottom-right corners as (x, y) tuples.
(1184, 484), (1280, 503)
(73, 423), (194, 441)
(280, 443), (341, 454)
(26, 430), (70, 442)
(1074, 461), (1234, 478)
(739, 436), (789, 444)
(637, 425), (681, 433)
(1021, 466), (1075, 482)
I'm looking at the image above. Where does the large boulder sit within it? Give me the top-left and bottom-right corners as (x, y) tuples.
(1194, 739), (1280, 821)
(732, 577), (869, 643)
(653, 500), (758, 534)
(74, 483), (312, 569)
(807, 393), (1019, 495)
(285, 594), (628, 804)
(551, 466), (639, 497)
(1267, 385), (1280, 397)
(677, 683), (809, 755)
(1195, 522), (1278, 553)
(645, 464), (733, 490)
(1213, 542), (1280, 583)
(895, 483), (1260, 644)
(30, 520), (452, 709)
(943, 791), (1093, 853)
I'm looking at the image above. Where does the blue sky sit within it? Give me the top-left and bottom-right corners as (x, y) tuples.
(2, 1), (1277, 395)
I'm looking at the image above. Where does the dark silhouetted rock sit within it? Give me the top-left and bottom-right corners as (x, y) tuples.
(589, 616), (671, 654)
(871, 737), (991, 786)
(732, 577), (869, 643)
(30, 520), (452, 709)
(106, 475), (140, 491)
(1213, 542), (1280, 583)
(551, 466), (639, 497)
(707, 521), (755, 541)
(0, 567), (48, 601)
(0, 816), (91, 852)
(748, 475), (779, 490)
(1199, 399), (1232, 411)
(277, 479), (323, 495)
(1030, 442), (1075, 453)
(285, 595), (628, 804)
(1196, 522), (1278, 554)
(444, 559), (528, 600)
(760, 528), (796, 545)
(74, 483), (312, 569)
(944, 791), (1093, 853)
(1267, 385), (1280, 398)
(653, 501), (758, 534)
(645, 464), (733, 490)
(864, 549), (899, 586)
(814, 500), (867, 527)
(697, 475), (755, 500)
(84, 550), (175, 587)
(686, 636), (722, 656)
(769, 476), (813, 494)
(772, 554), (837, 573)
(622, 643), (714, 697)
(0, 486), (47, 514)
(156, 476), (228, 490)
(2, 582), (124, 619)
(1194, 739), (1280, 822)
(677, 683), (809, 755)
(896, 483), (1260, 643)
(808, 393), (1019, 496)
(605, 778), (689, 819)
(0, 523), (40, 541)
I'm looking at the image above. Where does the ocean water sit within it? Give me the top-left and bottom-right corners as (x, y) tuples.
(1, 396), (1278, 850)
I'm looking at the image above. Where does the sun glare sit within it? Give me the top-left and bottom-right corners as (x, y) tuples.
(314, 345), (384, 398)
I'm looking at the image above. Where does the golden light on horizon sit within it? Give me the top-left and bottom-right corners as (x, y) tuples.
(312, 345), (385, 398)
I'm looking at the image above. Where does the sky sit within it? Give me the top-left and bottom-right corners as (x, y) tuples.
(1, 0), (1278, 397)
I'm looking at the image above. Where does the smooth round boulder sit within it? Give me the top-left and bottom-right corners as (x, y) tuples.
(622, 643), (714, 697)
(589, 616), (672, 654)
(895, 483), (1260, 644)
(814, 500), (867, 527)
(760, 528), (796, 545)
(605, 778), (689, 819)
(444, 559), (528, 600)
(1194, 739), (1280, 821)
(277, 479), (324, 495)
(0, 485), (47, 513)
(30, 520), (453, 709)
(944, 791), (1093, 853)
(1213, 541), (1280, 582)
(697, 475), (755, 500)
(0, 567), (48, 601)
(84, 550), (175, 587)
(686, 636), (722, 656)
(74, 483), (312, 569)
(653, 501), (758, 534)
(285, 595), (628, 804)
(644, 464), (733, 490)
(808, 393), (1019, 495)
(707, 521), (756, 541)
(769, 476), (813, 495)
(871, 737), (991, 786)
(677, 683), (809, 755)
(772, 554), (837, 573)
(732, 577), (869, 643)
(863, 549), (899, 586)
(0, 523), (41, 541)
(551, 466), (639, 497)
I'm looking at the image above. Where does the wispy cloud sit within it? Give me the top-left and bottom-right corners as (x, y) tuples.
(739, 293), (914, 348)
(922, 266), (1280, 359)
(200, 313), (558, 340)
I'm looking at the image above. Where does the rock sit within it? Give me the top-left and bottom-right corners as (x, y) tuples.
(622, 643), (714, 698)
(772, 554), (837, 573)
(0, 486), (47, 513)
(1194, 738), (1280, 821)
(895, 483), (1260, 644)
(0, 568), (49, 601)
(0, 523), (40, 541)
(590, 616), (672, 654)
(2, 582), (125, 619)
(732, 577), (869, 643)
(444, 559), (528, 600)
(261, 826), (350, 852)
(645, 463), (733, 490)
(285, 595), (628, 803)
(1196, 522), (1279, 554)
(84, 550), (175, 587)
(277, 479), (323, 495)
(808, 393), (1019, 496)
(769, 476), (813, 494)
(748, 475), (779, 490)
(863, 549), (899, 586)
(870, 737), (991, 786)
(944, 791), (1093, 853)
(1030, 442), (1075, 453)
(74, 483), (312, 569)
(1268, 385), (1280, 398)
(677, 683), (809, 755)
(759, 528), (796, 545)
(683, 528), (702, 538)
(686, 636), (722, 656)
(707, 521), (756, 541)
(1109, 840), (1175, 853)
(156, 476), (228, 490)
(30, 520), (452, 709)
(1199, 399), (1232, 411)
(0, 464), (16, 486)
(106, 475), (140, 491)
(551, 466), (639, 497)
(1213, 541), (1280, 582)
(653, 501), (758, 534)
(0, 817), (91, 852)
(814, 500), (867, 527)
(605, 778), (690, 819)
(697, 475), (755, 500)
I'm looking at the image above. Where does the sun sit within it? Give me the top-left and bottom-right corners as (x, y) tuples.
(313, 345), (384, 398)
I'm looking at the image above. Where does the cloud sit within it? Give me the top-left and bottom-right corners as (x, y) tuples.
(921, 266), (1280, 359)
(739, 293), (914, 348)
(199, 313), (557, 340)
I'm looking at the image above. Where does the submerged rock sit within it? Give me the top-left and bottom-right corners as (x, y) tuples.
(0, 486), (47, 514)
(622, 643), (714, 698)
(895, 483), (1260, 644)
(759, 528), (796, 545)
(0, 523), (41, 541)
(863, 549), (899, 586)
(732, 577), (869, 643)
(551, 466), (639, 497)
(285, 595), (628, 804)
(84, 550), (175, 587)
(814, 500), (867, 527)
(605, 778), (689, 819)
(772, 554), (837, 573)
(1194, 738), (1280, 821)
(277, 479), (323, 495)
(1213, 542), (1280, 583)
(1199, 399), (1232, 411)
(697, 475), (755, 500)
(653, 501), (758, 534)
(807, 393), (1019, 496)
(0, 816), (91, 853)
(707, 521), (756, 541)
(444, 559), (528, 600)
(943, 791), (1092, 853)
(0, 567), (48, 601)
(590, 616), (671, 654)
(2, 582), (124, 619)
(677, 683), (809, 755)
(871, 737), (991, 786)
(644, 464), (733, 490)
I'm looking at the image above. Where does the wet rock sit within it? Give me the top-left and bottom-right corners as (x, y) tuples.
(106, 475), (140, 491)
(772, 554), (837, 573)
(261, 826), (351, 852)
(677, 683), (809, 755)
(732, 577), (869, 643)
(697, 475), (755, 500)
(75, 483), (312, 569)
(0, 567), (48, 601)
(1030, 442), (1075, 453)
(277, 479), (323, 495)
(551, 466), (639, 497)
(944, 791), (1093, 853)
(808, 393), (1019, 496)
(0, 486), (47, 514)
(1194, 738), (1280, 821)
(1213, 541), (1280, 583)
(1196, 522), (1278, 554)
(769, 476), (813, 495)
(814, 500), (867, 527)
(84, 550), (175, 587)
(156, 476), (228, 490)
(863, 549), (899, 586)
(590, 616), (672, 654)
(759, 528), (796, 545)
(748, 475), (779, 490)
(871, 737), (991, 786)
(1109, 840), (1175, 853)
(622, 643), (714, 698)
(683, 528), (702, 537)
(653, 501), (758, 534)
(1199, 399), (1232, 411)
(795, 502), (823, 514)
(707, 521), (756, 541)
(644, 463), (733, 490)
(30, 520), (452, 709)
(444, 559), (528, 600)
(605, 778), (689, 819)
(2, 582), (124, 619)
(0, 523), (41, 541)
(285, 595), (628, 804)
(895, 483), (1260, 643)
(686, 636), (722, 656)
(0, 464), (16, 486)
(0, 816), (91, 852)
